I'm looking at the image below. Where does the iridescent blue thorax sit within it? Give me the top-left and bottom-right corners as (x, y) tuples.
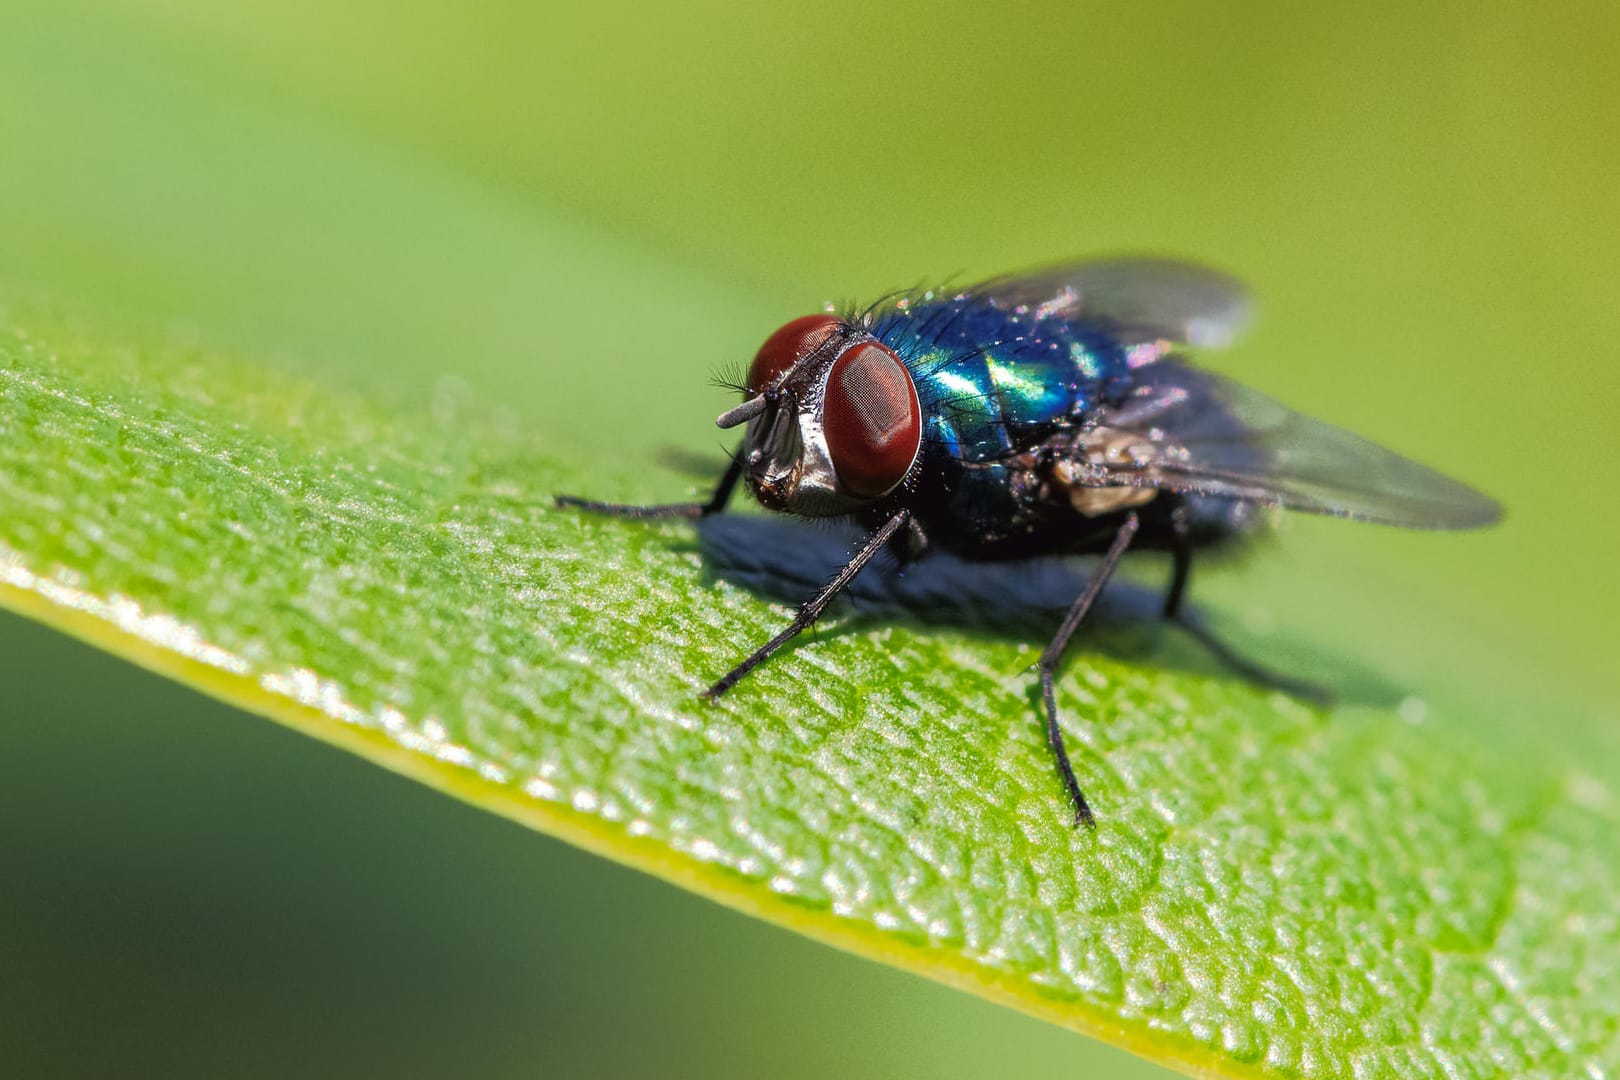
(867, 293), (1146, 547)
(869, 292), (1136, 465)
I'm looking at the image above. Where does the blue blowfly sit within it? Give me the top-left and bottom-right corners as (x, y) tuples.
(558, 258), (1501, 827)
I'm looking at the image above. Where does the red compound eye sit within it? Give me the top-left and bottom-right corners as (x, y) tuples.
(747, 314), (841, 393)
(822, 341), (921, 498)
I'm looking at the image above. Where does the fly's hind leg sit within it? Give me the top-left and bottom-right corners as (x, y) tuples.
(1163, 508), (1333, 706)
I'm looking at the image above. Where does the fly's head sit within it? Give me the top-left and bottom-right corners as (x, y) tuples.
(718, 314), (922, 516)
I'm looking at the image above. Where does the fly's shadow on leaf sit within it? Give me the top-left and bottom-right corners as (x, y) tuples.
(690, 514), (1405, 708)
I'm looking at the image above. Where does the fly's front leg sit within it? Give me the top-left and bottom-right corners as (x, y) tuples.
(555, 448), (742, 520)
(705, 510), (911, 699)
(1040, 512), (1140, 829)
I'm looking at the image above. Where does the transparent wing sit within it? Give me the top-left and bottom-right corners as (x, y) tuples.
(1090, 360), (1502, 529)
(974, 257), (1253, 349)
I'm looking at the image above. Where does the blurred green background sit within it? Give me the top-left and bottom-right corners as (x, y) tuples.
(1, 1), (1615, 1076)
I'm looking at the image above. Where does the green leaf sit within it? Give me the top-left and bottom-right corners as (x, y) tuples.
(4, 298), (1617, 1079)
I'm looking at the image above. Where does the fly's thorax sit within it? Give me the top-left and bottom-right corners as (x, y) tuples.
(735, 318), (923, 517)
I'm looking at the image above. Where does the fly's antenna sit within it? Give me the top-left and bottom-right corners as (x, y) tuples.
(716, 395), (768, 429)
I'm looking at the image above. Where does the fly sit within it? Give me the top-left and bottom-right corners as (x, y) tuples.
(557, 258), (1501, 827)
